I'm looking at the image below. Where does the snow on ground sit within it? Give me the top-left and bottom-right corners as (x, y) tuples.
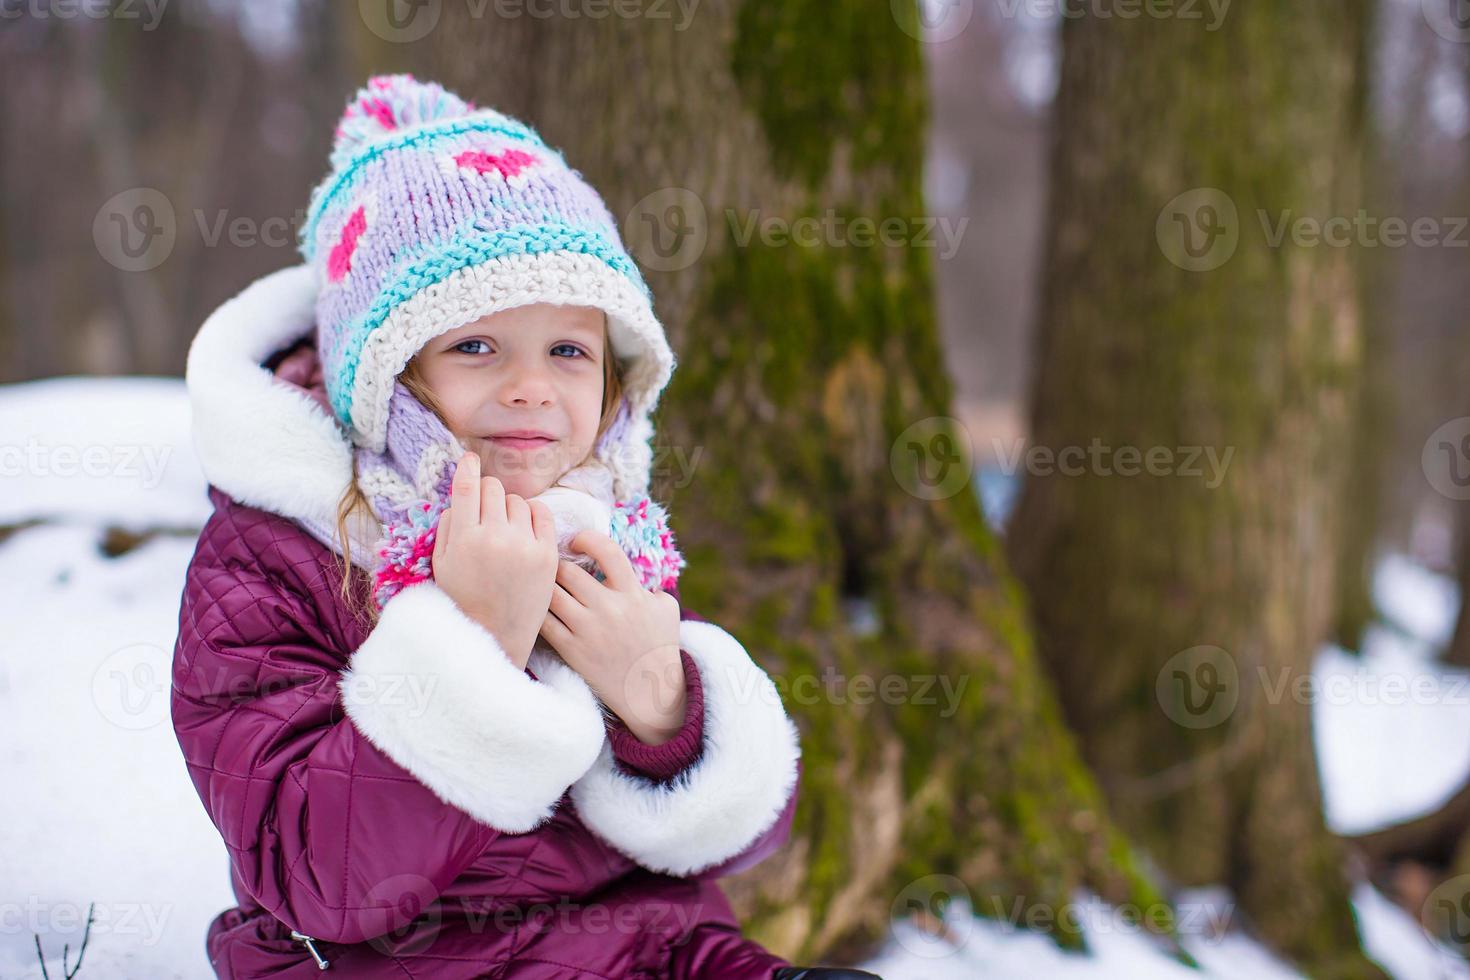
(1318, 556), (1470, 837)
(2, 380), (1468, 978)
(0, 376), (208, 529)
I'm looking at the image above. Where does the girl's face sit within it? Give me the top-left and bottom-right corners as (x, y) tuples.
(410, 303), (608, 500)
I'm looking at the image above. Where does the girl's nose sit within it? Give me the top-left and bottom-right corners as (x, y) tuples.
(501, 361), (556, 406)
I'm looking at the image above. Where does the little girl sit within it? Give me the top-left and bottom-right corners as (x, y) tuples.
(171, 75), (878, 979)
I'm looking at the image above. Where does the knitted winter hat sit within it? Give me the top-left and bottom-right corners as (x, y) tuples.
(298, 73), (676, 504)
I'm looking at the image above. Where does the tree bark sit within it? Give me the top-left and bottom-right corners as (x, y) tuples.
(1445, 524), (1470, 666)
(1006, 5), (1381, 978)
(423, 0), (1169, 966)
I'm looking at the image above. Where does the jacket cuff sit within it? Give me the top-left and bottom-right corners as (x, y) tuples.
(569, 620), (802, 877)
(338, 581), (606, 834)
(604, 648), (706, 781)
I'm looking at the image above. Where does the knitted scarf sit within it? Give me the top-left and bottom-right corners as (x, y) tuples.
(356, 380), (684, 609)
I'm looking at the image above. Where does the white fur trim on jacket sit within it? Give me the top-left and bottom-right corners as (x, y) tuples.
(568, 619), (802, 876)
(184, 262), (379, 567)
(338, 581), (608, 834)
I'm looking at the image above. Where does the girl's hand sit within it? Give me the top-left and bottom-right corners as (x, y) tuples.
(432, 451), (558, 671)
(540, 530), (686, 744)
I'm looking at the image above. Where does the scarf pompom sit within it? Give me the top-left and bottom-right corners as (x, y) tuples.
(370, 497), (445, 608)
(609, 496), (685, 592)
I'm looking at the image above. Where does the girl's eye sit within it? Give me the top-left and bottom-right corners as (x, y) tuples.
(453, 339), (491, 355)
(551, 343), (587, 359)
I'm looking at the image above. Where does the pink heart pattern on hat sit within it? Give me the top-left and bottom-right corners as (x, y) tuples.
(327, 204), (368, 283)
(449, 148), (540, 186)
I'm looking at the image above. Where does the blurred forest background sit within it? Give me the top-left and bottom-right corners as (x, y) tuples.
(10, 0), (1470, 978)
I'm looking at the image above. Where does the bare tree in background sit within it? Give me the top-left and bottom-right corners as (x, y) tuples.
(1007, 5), (1384, 978)
(0, 0), (353, 382)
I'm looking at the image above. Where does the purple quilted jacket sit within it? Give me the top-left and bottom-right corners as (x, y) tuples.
(171, 266), (804, 979)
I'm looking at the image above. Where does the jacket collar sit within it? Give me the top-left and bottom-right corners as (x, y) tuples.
(185, 263), (378, 567)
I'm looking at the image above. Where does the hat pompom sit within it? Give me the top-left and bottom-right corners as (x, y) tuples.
(330, 74), (477, 170)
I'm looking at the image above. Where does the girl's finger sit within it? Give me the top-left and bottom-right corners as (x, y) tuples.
(549, 580), (586, 624)
(480, 474), (507, 525)
(505, 493), (531, 532)
(528, 499), (556, 546)
(555, 558), (602, 605)
(432, 506), (452, 564)
(451, 452), (481, 526)
(569, 530), (640, 592)
(540, 610), (570, 650)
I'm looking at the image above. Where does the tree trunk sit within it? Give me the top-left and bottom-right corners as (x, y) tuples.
(1006, 5), (1381, 978)
(423, 1), (1168, 966)
(1446, 525), (1470, 666)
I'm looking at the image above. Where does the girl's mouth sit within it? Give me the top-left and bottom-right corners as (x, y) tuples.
(488, 435), (557, 450)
